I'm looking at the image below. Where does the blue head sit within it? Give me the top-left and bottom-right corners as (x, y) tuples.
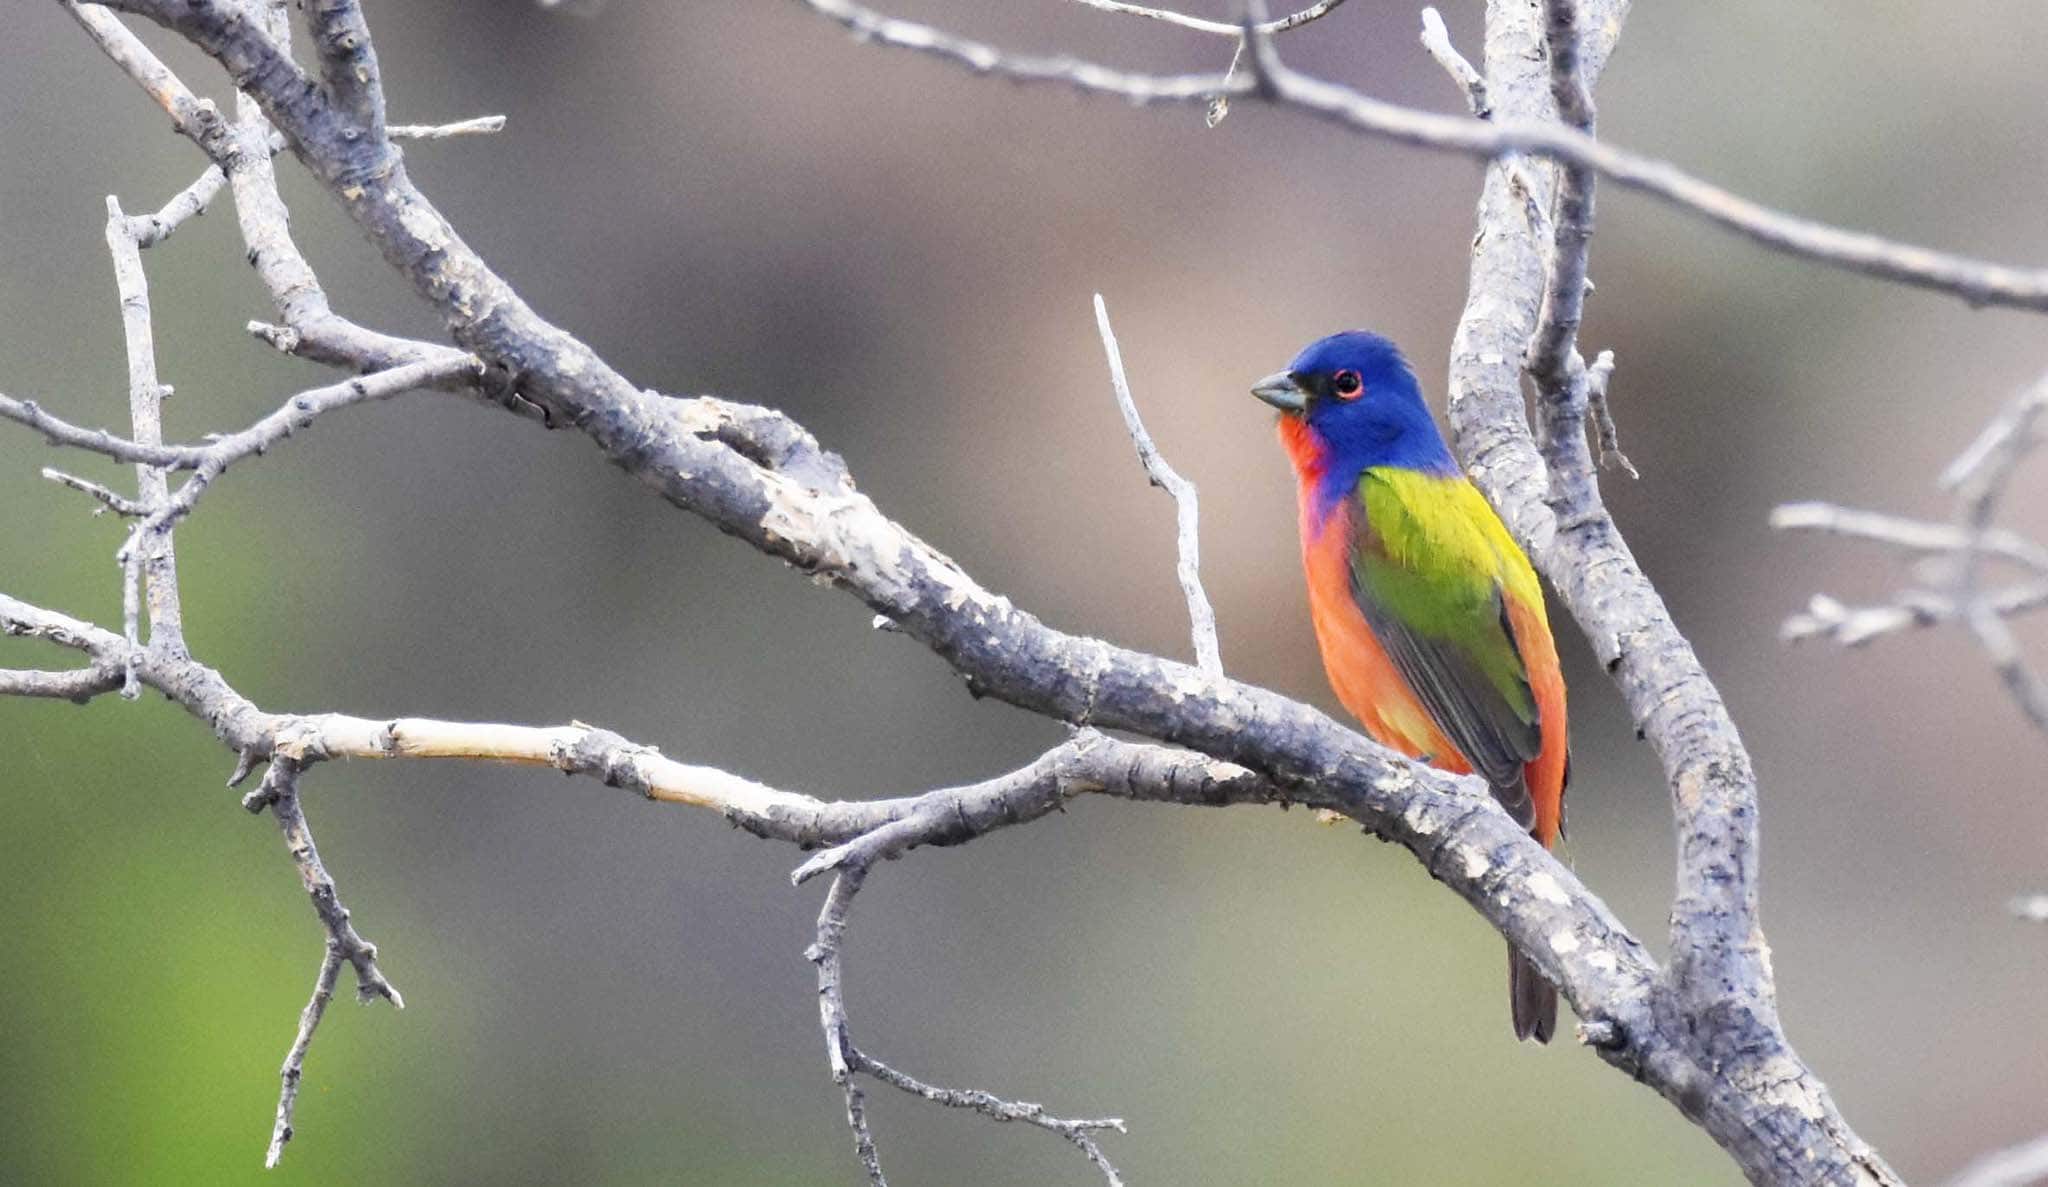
(1251, 331), (1458, 480)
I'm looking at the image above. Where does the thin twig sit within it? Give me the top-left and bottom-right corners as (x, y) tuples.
(1419, 8), (1488, 118)
(782, 730), (1260, 884)
(212, 1), (481, 384)
(146, 358), (478, 536)
(1068, 0), (1348, 38)
(1944, 1133), (2048, 1187)
(1093, 294), (1222, 676)
(1585, 349), (1634, 477)
(41, 468), (148, 516)
(0, 598), (1295, 841)
(1528, 0), (1596, 371)
(102, 195), (182, 691)
(387, 114), (506, 139)
(1963, 610), (2048, 731)
(1527, 0), (1604, 494)
(1240, 0), (1282, 94)
(254, 756), (400, 1165)
(266, 943), (344, 1168)
(1779, 584), (2048, 648)
(854, 1050), (1127, 1184)
(1204, 35), (1246, 127)
(1950, 378), (2048, 729)
(1778, 372), (2048, 731)
(7, 355), (473, 662)
(1944, 382), (2048, 492)
(809, 869), (886, 1185)
(806, 866), (1125, 1186)
(0, 665), (123, 701)
(1771, 502), (2048, 573)
(128, 164), (228, 247)
(66, 3), (236, 160)
(260, 758), (404, 1007)
(0, 361), (473, 470)
(1952, 395), (2048, 524)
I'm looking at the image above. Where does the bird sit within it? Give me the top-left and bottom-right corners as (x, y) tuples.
(1252, 330), (1569, 1043)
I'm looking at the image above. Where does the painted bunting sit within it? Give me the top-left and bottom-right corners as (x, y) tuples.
(1253, 331), (1569, 1043)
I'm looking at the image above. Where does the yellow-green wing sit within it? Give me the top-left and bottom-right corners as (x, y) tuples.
(1351, 468), (1542, 823)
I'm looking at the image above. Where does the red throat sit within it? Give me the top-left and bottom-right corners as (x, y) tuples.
(1276, 416), (1327, 487)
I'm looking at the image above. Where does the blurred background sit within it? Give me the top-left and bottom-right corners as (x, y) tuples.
(5, 2), (2047, 1183)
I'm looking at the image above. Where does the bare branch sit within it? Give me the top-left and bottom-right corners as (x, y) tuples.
(1963, 609), (2048, 731)
(4, 352), (470, 723)
(388, 114), (506, 139)
(0, 594), (128, 658)
(854, 1050), (1126, 1185)
(1779, 584), (2048, 648)
(793, 0), (2048, 314)
(810, 870), (885, 1184)
(1944, 381), (2048, 492)
(1585, 349), (1634, 477)
(1528, 0), (1595, 381)
(1954, 380), (2048, 549)
(0, 358), (477, 474)
(1527, 0), (1607, 505)
(792, 0), (1228, 103)
(266, 943), (343, 1169)
(255, 758), (404, 1008)
(0, 585), (1292, 847)
(1419, 8), (1489, 118)
(1069, 0), (1348, 37)
(65, 4), (236, 160)
(235, 3), (476, 380)
(1771, 502), (2048, 573)
(253, 757), (399, 1166)
(1945, 1133), (2048, 1187)
(1093, 294), (1222, 676)
(143, 358), (478, 537)
(127, 164), (229, 248)
(0, 397), (195, 467)
(1952, 383), (2048, 728)
(305, 0), (386, 138)
(807, 867), (1126, 1187)
(1431, 3), (1897, 1180)
(1203, 35), (1245, 127)
(1780, 373), (2048, 731)
(786, 729), (1279, 884)
(102, 194), (182, 691)
(41, 467), (148, 516)
(1239, 0), (1283, 95)
(0, 665), (123, 702)
(0, 596), (1291, 856)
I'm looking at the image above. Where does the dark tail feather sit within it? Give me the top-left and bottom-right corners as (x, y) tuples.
(1508, 944), (1558, 1044)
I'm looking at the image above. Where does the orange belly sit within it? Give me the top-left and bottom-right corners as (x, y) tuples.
(1300, 507), (1464, 769)
(1298, 503), (1567, 845)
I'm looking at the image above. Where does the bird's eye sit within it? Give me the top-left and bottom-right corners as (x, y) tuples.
(1332, 370), (1363, 399)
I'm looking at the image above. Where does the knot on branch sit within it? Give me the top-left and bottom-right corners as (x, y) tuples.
(1576, 1015), (1626, 1050)
(554, 726), (657, 796)
(670, 395), (855, 494)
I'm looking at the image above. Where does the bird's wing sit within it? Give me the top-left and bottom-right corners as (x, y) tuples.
(1350, 469), (1543, 825)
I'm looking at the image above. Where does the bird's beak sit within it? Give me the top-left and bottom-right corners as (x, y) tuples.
(1251, 370), (1308, 414)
